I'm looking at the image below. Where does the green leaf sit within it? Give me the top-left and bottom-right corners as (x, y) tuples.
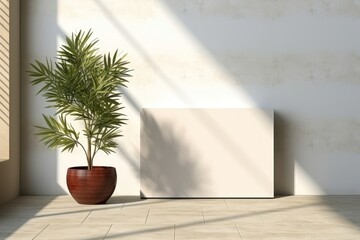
(29, 29), (131, 166)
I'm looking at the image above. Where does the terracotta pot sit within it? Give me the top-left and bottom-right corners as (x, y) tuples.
(66, 166), (117, 204)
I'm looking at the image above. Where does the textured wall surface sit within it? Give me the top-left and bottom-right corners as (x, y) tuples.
(21, 0), (360, 195)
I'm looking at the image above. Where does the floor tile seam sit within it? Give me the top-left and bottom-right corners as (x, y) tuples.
(32, 223), (49, 240)
(81, 210), (93, 224)
(173, 224), (176, 240)
(145, 209), (150, 224)
(201, 210), (206, 223)
(234, 224), (243, 239)
(103, 224), (113, 240)
(224, 199), (229, 210)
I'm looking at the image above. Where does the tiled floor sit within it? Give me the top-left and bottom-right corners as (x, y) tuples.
(1, 196), (360, 239)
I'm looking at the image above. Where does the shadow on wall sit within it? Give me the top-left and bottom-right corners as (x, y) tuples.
(21, 0), (65, 195)
(140, 110), (207, 198)
(0, 161), (15, 201)
(274, 113), (294, 195)
(154, 0), (360, 197)
(92, 0), (292, 195)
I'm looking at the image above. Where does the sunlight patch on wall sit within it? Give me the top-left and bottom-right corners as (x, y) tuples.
(295, 160), (325, 195)
(57, 0), (259, 108)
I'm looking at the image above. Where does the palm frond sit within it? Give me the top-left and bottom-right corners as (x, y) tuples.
(29, 29), (131, 169)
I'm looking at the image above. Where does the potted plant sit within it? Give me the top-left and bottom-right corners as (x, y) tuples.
(29, 30), (131, 204)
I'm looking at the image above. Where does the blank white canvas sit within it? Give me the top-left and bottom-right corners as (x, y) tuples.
(141, 108), (274, 198)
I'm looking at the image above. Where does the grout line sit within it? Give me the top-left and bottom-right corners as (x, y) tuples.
(173, 224), (176, 240)
(144, 209), (150, 224)
(103, 224), (113, 240)
(235, 224), (243, 240)
(201, 210), (206, 223)
(224, 199), (229, 210)
(32, 224), (49, 240)
(81, 210), (92, 224)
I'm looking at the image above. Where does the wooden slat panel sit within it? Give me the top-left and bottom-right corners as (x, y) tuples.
(0, 0), (9, 160)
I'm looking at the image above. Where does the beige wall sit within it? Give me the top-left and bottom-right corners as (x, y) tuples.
(21, 0), (360, 196)
(0, 0), (20, 205)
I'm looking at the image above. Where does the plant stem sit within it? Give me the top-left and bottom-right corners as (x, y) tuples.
(87, 136), (92, 170)
(85, 119), (92, 170)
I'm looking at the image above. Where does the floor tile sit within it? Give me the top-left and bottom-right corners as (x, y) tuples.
(224, 198), (294, 211)
(123, 198), (227, 210)
(175, 224), (240, 240)
(239, 231), (313, 240)
(105, 224), (174, 239)
(203, 210), (262, 224)
(2, 195), (360, 239)
(225, 197), (321, 213)
(34, 224), (111, 240)
(0, 223), (47, 240)
(0, 195), (124, 212)
(83, 208), (149, 224)
(146, 209), (204, 225)
(236, 222), (313, 240)
(260, 210), (360, 225)
(0, 208), (91, 224)
(301, 222), (360, 236)
(259, 211), (310, 224)
(121, 198), (173, 210)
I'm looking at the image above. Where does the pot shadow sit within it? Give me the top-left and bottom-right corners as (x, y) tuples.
(107, 195), (144, 204)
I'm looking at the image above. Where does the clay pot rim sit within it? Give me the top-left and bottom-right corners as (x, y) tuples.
(68, 166), (116, 171)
